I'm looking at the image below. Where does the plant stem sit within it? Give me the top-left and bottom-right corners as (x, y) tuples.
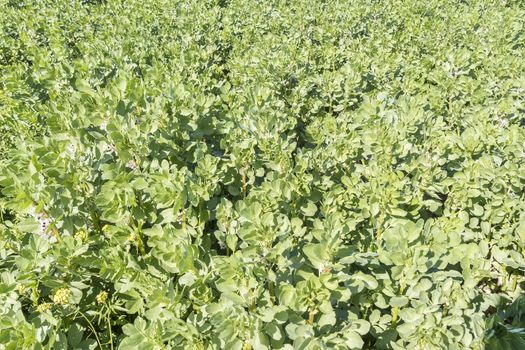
(78, 311), (103, 349)
(107, 313), (114, 350)
(307, 305), (316, 325)
(391, 307), (399, 328)
(242, 170), (247, 197)
(136, 220), (146, 256)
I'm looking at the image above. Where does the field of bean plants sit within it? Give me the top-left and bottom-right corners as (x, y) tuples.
(1, 0), (525, 349)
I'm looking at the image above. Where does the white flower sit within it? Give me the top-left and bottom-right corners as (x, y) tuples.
(107, 143), (117, 155)
(31, 212), (52, 237)
(26, 207), (55, 241)
(176, 210), (185, 224)
(318, 261), (332, 275)
(66, 143), (76, 156)
(126, 159), (137, 170)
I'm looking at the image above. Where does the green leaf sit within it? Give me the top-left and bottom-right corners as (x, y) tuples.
(345, 331), (364, 349)
(67, 324), (84, 347)
(301, 201), (317, 217)
(352, 272), (378, 290)
(303, 243), (330, 269)
(389, 296), (408, 307)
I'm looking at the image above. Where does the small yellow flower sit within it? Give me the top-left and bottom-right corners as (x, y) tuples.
(96, 291), (109, 304)
(74, 229), (87, 241)
(53, 288), (71, 305)
(17, 284), (28, 295)
(37, 303), (52, 313)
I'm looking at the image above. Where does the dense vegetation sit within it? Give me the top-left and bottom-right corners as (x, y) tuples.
(2, 0), (525, 349)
